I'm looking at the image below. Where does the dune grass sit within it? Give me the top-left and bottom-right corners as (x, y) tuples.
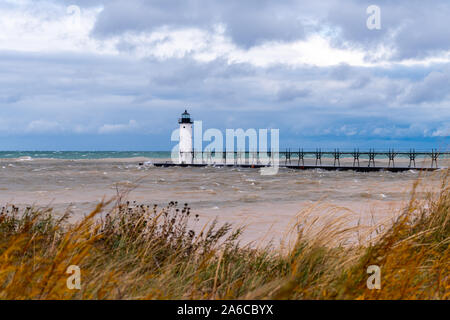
(0, 170), (448, 300)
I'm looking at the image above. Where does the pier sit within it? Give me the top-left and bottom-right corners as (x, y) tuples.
(148, 149), (450, 172)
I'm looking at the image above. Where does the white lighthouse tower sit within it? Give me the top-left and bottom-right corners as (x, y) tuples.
(178, 110), (193, 164)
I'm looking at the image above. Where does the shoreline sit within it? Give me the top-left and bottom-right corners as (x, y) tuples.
(1, 175), (448, 299)
(1, 157), (445, 245)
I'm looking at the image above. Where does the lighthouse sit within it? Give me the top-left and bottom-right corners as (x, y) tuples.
(178, 110), (193, 164)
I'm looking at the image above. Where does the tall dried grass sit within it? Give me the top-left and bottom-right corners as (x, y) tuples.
(0, 171), (448, 300)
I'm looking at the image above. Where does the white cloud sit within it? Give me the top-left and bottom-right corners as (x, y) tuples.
(2, 1), (450, 68)
(26, 120), (63, 133)
(98, 120), (138, 134)
(431, 125), (450, 137)
(0, 2), (114, 54)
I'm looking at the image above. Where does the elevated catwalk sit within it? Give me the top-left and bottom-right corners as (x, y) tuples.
(144, 149), (449, 172)
(149, 163), (439, 172)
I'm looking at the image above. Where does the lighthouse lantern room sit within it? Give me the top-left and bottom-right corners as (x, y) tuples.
(178, 110), (193, 164)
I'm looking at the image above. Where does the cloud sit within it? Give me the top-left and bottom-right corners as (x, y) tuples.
(26, 120), (63, 134)
(4, 1), (450, 68)
(326, 0), (450, 62)
(277, 86), (310, 102)
(0, 49), (449, 143)
(98, 120), (139, 134)
(86, 0), (450, 64)
(431, 124), (450, 137)
(401, 70), (450, 104)
(0, 1), (449, 150)
(91, 0), (307, 48)
(0, 1), (106, 54)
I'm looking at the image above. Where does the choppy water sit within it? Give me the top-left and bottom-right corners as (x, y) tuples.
(0, 151), (170, 160)
(0, 155), (445, 243)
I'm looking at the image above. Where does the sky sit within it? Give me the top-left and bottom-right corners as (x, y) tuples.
(0, 0), (449, 151)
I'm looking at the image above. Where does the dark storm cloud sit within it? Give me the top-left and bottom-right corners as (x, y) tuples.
(1, 49), (449, 145)
(1, 1), (450, 149)
(90, 0), (306, 47)
(326, 0), (450, 61)
(77, 0), (450, 60)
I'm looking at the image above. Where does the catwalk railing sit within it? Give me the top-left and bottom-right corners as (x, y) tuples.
(174, 149), (450, 169)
